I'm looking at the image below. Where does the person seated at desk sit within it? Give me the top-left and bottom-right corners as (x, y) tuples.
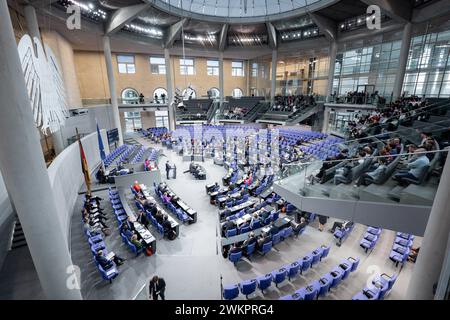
(228, 243), (242, 257)
(259, 208), (270, 221)
(249, 213), (261, 229)
(137, 210), (150, 228)
(162, 192), (172, 204)
(95, 250), (125, 269)
(133, 181), (143, 194)
(241, 232), (257, 254)
(84, 211), (109, 229)
(221, 217), (235, 237)
(120, 223), (134, 240)
(83, 217), (109, 237)
(162, 215), (173, 233)
(130, 234), (145, 250)
(268, 221), (280, 235)
(293, 217), (307, 235)
(155, 209), (164, 225)
(125, 216), (135, 231)
(96, 167), (107, 184)
(142, 199), (157, 216)
(256, 231), (271, 250)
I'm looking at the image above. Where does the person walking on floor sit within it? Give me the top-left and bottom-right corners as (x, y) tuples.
(318, 215), (328, 232)
(149, 275), (166, 300)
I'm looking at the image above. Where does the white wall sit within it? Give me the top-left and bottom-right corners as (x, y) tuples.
(48, 129), (110, 242)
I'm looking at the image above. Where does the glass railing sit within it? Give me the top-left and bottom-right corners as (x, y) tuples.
(276, 148), (447, 208)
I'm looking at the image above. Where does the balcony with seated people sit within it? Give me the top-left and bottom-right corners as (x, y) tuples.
(273, 97), (450, 236)
(257, 94), (321, 125)
(175, 99), (214, 123)
(219, 96), (265, 123)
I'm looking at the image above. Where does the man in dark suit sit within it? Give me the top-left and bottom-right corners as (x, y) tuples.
(256, 231), (271, 250)
(229, 243), (242, 256)
(241, 232), (257, 254)
(149, 276), (166, 300)
(165, 161), (171, 180)
(221, 217), (235, 237)
(162, 215), (172, 233)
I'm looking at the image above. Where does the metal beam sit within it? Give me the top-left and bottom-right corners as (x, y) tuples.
(164, 18), (187, 49)
(412, 0), (450, 23)
(308, 12), (337, 41)
(218, 24), (229, 52)
(266, 22), (277, 49)
(105, 3), (150, 35)
(27, 0), (58, 8)
(361, 0), (412, 23)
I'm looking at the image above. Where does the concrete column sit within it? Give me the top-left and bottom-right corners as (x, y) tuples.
(406, 150), (450, 299)
(393, 22), (413, 100)
(322, 107), (330, 133)
(164, 48), (176, 131)
(24, 5), (41, 44)
(246, 59), (250, 96)
(271, 49), (277, 103)
(219, 52), (224, 106)
(103, 36), (123, 145)
(0, 0), (82, 299)
(326, 41), (337, 102)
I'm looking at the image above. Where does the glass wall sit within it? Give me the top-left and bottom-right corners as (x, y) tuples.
(249, 56), (272, 99)
(403, 29), (450, 98)
(333, 40), (401, 99)
(124, 111), (142, 132)
(275, 55), (329, 97)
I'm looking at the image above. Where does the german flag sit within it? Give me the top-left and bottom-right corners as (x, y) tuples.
(77, 130), (91, 194)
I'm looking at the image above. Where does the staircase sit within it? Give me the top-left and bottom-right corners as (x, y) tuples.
(10, 217), (27, 250)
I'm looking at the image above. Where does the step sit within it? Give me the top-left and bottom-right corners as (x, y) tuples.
(11, 240), (28, 249)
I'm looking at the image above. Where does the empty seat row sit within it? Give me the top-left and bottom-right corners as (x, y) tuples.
(389, 232), (414, 268)
(360, 226), (382, 253)
(223, 245), (331, 300)
(280, 256), (360, 300)
(352, 272), (397, 300)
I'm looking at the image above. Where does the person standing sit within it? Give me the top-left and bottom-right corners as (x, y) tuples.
(149, 275), (166, 300)
(318, 215), (328, 232)
(165, 161), (171, 180)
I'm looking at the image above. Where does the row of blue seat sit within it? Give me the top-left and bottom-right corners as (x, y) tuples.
(389, 232), (414, 268)
(223, 245), (331, 299)
(84, 193), (119, 283)
(280, 256), (360, 300)
(352, 272), (398, 300)
(104, 144), (128, 167)
(333, 222), (355, 246)
(228, 225), (299, 265)
(152, 184), (193, 224)
(109, 188), (145, 256)
(360, 226), (382, 253)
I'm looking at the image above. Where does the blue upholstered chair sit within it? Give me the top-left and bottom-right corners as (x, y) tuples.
(271, 232), (282, 246)
(281, 226), (293, 240)
(239, 279), (257, 298)
(223, 284), (239, 300)
(320, 245), (330, 260)
(226, 228), (237, 238)
(300, 254), (312, 274)
(257, 274), (273, 294)
(285, 262), (300, 281)
(271, 268), (288, 287)
(259, 241), (272, 256)
(229, 251), (242, 265)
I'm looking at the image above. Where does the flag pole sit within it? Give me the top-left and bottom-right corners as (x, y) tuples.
(76, 128), (92, 195)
